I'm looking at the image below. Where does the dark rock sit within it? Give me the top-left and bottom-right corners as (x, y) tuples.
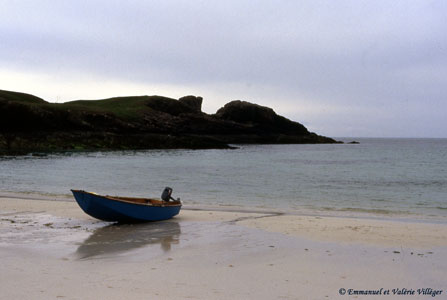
(144, 96), (193, 116)
(216, 100), (276, 124)
(178, 95), (202, 113)
(0, 89), (341, 155)
(215, 100), (309, 135)
(348, 141), (360, 144)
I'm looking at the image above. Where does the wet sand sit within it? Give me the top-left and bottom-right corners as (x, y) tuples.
(1, 195), (447, 299)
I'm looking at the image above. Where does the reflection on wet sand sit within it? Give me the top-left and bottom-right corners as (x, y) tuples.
(75, 221), (181, 259)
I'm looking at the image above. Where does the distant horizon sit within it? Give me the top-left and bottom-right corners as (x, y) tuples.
(333, 136), (447, 140)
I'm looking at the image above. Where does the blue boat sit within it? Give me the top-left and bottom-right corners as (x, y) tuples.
(71, 190), (182, 222)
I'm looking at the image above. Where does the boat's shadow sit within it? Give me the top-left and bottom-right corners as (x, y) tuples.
(75, 221), (181, 259)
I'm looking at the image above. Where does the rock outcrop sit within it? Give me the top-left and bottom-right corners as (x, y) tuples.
(0, 89), (341, 155)
(215, 100), (309, 135)
(178, 95), (202, 113)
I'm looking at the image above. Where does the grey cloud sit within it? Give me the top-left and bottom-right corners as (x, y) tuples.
(1, 0), (446, 137)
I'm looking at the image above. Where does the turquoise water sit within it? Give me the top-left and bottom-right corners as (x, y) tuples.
(1, 138), (446, 221)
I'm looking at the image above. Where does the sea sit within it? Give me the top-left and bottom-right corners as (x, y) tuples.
(1, 138), (446, 222)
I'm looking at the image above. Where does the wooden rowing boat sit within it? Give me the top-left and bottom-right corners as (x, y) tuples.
(71, 190), (182, 222)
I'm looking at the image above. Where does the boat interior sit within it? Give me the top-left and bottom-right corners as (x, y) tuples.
(106, 195), (182, 207)
(72, 190), (182, 207)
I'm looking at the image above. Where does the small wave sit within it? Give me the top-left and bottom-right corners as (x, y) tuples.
(0, 190), (72, 201)
(370, 198), (390, 203)
(327, 179), (447, 188)
(416, 206), (447, 211)
(320, 206), (406, 215)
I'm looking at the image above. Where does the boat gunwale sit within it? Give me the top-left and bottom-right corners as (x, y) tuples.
(71, 189), (182, 207)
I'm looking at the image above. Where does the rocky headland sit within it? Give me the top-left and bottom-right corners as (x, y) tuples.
(0, 89), (340, 155)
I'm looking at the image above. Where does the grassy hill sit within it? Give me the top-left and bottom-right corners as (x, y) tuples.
(0, 90), (47, 104)
(0, 89), (340, 155)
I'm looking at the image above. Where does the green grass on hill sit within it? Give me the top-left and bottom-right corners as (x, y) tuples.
(0, 89), (47, 104)
(60, 96), (159, 120)
(1, 89), (181, 121)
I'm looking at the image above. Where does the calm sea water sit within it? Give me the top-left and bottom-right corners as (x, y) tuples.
(1, 138), (446, 221)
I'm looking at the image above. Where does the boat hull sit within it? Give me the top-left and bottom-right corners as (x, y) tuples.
(71, 190), (181, 222)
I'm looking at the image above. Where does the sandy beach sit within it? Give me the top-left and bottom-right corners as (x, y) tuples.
(1, 194), (447, 300)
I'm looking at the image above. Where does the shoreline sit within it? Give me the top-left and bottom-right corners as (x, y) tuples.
(1, 190), (446, 225)
(2, 195), (447, 249)
(1, 196), (447, 299)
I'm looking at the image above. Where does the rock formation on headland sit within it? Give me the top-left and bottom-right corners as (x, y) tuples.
(0, 89), (340, 155)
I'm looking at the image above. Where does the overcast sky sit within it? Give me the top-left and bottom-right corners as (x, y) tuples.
(1, 0), (446, 137)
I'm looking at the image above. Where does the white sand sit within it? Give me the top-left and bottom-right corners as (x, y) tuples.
(238, 214), (447, 248)
(1, 196), (447, 299)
